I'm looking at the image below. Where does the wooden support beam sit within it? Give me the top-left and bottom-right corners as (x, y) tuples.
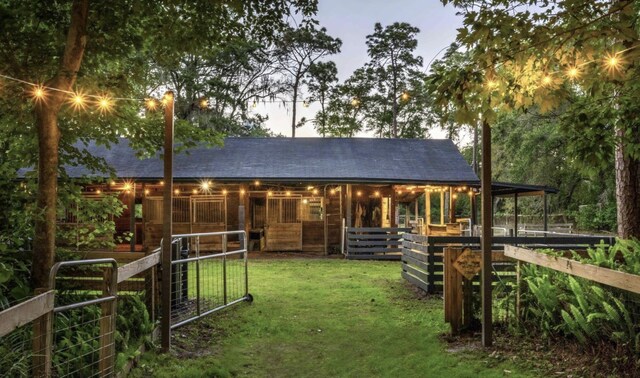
(425, 191), (431, 235)
(129, 185), (136, 252)
(449, 187), (456, 223)
(346, 184), (352, 228)
(514, 193), (519, 237)
(161, 90), (174, 352)
(440, 191), (445, 225)
(481, 113), (493, 347)
(390, 189), (397, 228)
(543, 192), (548, 232)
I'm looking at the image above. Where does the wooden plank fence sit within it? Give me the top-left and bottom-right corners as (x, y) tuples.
(400, 234), (616, 295)
(345, 227), (411, 260)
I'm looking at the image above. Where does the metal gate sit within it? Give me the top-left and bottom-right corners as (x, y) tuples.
(265, 196), (302, 251)
(169, 231), (252, 329)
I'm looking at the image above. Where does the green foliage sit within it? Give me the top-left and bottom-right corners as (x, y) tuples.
(517, 239), (640, 354)
(0, 253), (31, 309)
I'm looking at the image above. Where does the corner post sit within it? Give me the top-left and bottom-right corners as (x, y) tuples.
(481, 112), (493, 347)
(161, 91), (174, 352)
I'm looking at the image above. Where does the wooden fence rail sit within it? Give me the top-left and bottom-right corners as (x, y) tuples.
(504, 245), (640, 294)
(0, 249), (163, 376)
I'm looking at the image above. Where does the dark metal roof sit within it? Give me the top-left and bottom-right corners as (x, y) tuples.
(490, 182), (559, 196)
(61, 137), (479, 184)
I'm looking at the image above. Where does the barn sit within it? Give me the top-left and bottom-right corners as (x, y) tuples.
(55, 137), (555, 254)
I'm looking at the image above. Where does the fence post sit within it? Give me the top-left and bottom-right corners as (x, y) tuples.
(427, 238), (435, 293)
(222, 234), (228, 305)
(32, 288), (53, 378)
(99, 266), (117, 376)
(243, 232), (249, 297)
(196, 236), (201, 317)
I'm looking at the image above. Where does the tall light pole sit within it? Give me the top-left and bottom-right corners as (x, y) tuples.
(161, 91), (174, 352)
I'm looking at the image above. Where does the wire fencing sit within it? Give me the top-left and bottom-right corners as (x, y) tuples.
(0, 230), (251, 377)
(169, 231), (251, 330)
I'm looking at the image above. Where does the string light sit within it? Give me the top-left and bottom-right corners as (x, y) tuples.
(200, 180), (211, 191)
(144, 189), (150, 195)
(329, 188), (336, 195)
(70, 92), (86, 110)
(542, 75), (552, 86)
(96, 189), (102, 195)
(374, 191), (380, 197)
(267, 191), (273, 196)
(604, 52), (622, 74)
(240, 188), (246, 195)
(303, 100), (309, 108)
(356, 190), (362, 196)
(486, 80), (498, 89)
(312, 189), (319, 195)
(174, 188), (180, 195)
(254, 180), (260, 186)
(222, 189), (228, 195)
(286, 191), (291, 196)
(97, 96), (113, 113)
(200, 98), (208, 109)
(400, 92), (410, 101)
(31, 85), (46, 102)
(192, 189), (198, 194)
(351, 98), (360, 107)
(146, 98), (158, 110)
(252, 100), (257, 108)
(566, 66), (580, 79)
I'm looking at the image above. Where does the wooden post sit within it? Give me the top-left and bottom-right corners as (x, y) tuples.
(346, 184), (352, 228)
(470, 192), (477, 235)
(161, 91), (174, 352)
(323, 188), (329, 254)
(99, 267), (116, 375)
(129, 184), (136, 252)
(443, 247), (463, 334)
(543, 192), (548, 232)
(425, 191), (431, 235)
(238, 204), (245, 249)
(449, 187), (456, 223)
(481, 112), (493, 347)
(440, 191), (445, 225)
(414, 200), (418, 226)
(32, 288), (52, 378)
(390, 189), (397, 228)
(514, 193), (519, 237)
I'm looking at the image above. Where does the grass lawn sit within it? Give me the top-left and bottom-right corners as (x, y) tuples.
(131, 258), (533, 377)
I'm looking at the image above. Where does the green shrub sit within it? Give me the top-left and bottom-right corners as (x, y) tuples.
(517, 239), (640, 354)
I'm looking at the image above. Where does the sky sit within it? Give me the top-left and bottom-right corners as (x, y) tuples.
(257, 0), (464, 138)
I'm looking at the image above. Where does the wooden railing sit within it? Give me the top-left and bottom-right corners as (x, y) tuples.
(345, 227), (412, 260)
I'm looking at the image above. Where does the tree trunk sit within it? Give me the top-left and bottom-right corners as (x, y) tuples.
(291, 80), (299, 138)
(31, 0), (89, 290)
(615, 126), (640, 238)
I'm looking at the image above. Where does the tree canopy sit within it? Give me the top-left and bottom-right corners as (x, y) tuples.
(430, 0), (640, 238)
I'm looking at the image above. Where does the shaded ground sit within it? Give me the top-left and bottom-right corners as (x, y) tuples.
(131, 259), (535, 377)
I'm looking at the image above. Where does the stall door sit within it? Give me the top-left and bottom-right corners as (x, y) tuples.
(191, 196), (227, 250)
(265, 196), (302, 251)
